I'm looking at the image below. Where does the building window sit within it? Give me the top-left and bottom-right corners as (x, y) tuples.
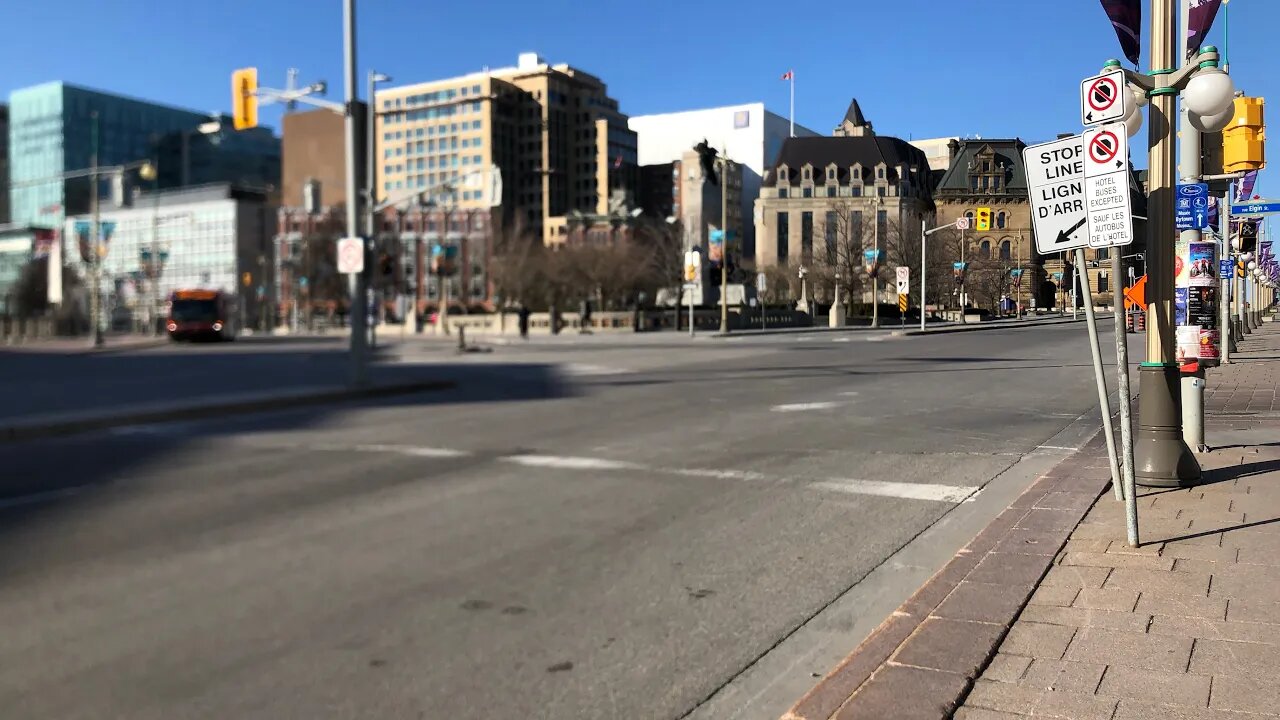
(982, 160), (991, 172)
(827, 187), (836, 197)
(803, 187), (813, 198)
(851, 186), (862, 197)
(877, 167), (885, 179)
(825, 211), (838, 262)
(877, 186), (886, 197)
(876, 210), (887, 242)
(777, 212), (789, 265)
(851, 211), (863, 243)
(802, 167), (811, 180)
(999, 240), (1011, 260)
(965, 210), (975, 223)
(828, 168), (836, 180)
(778, 188), (788, 198)
(801, 211), (813, 261)
(979, 240), (991, 259)
(971, 176), (979, 191)
(996, 211), (1007, 229)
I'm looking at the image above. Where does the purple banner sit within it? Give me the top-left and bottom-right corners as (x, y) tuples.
(1099, 0), (1142, 66)
(1261, 241), (1274, 270)
(1187, 0), (1224, 60)
(1236, 170), (1258, 203)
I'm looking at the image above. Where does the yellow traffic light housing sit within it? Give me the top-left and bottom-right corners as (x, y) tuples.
(1223, 96), (1265, 173)
(232, 67), (259, 131)
(976, 207), (992, 232)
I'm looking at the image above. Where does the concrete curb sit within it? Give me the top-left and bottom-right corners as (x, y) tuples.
(894, 315), (1109, 337)
(781, 434), (1114, 720)
(1, 337), (171, 355)
(0, 379), (456, 444)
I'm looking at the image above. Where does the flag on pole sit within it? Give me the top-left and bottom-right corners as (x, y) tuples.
(781, 70), (795, 137)
(1186, 0), (1223, 60)
(1236, 170), (1258, 203)
(1098, 0), (1142, 66)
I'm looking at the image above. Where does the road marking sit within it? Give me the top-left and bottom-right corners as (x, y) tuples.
(838, 391), (860, 397)
(351, 444), (472, 458)
(832, 337), (852, 343)
(663, 467), (768, 481)
(503, 455), (645, 471)
(563, 363), (630, 376)
(809, 478), (980, 503)
(771, 401), (840, 413)
(1035, 445), (1078, 452)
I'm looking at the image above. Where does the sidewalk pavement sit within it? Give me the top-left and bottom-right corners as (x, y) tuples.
(1, 333), (168, 354)
(784, 315), (1280, 720)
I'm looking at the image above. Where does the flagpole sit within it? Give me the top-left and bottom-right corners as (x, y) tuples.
(789, 73), (795, 138)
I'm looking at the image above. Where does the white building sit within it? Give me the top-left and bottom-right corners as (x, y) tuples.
(629, 103), (818, 258)
(64, 183), (276, 330)
(909, 136), (962, 173)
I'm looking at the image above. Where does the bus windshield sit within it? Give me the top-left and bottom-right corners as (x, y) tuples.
(170, 299), (219, 322)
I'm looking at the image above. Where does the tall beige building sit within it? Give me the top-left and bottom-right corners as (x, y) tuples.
(374, 53), (637, 245)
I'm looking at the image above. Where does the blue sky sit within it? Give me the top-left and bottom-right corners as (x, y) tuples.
(2, 0), (1275, 189)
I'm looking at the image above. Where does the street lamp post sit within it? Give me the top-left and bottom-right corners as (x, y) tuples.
(366, 70), (391, 343)
(1119, 2), (1237, 486)
(89, 112), (103, 348)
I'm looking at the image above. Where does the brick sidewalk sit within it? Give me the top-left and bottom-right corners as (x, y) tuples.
(782, 318), (1280, 720)
(954, 320), (1280, 719)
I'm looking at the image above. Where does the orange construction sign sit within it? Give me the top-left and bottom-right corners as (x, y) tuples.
(1124, 275), (1147, 311)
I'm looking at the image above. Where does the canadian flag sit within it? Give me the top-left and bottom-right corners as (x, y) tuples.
(780, 70), (794, 81)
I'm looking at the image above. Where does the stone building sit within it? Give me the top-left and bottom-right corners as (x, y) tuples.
(754, 100), (933, 305)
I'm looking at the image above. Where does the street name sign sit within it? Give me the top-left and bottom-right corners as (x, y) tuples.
(337, 237), (364, 274)
(1025, 135), (1088, 254)
(1080, 69), (1127, 126)
(1083, 122), (1133, 249)
(1175, 183), (1209, 231)
(1232, 200), (1280, 216)
(895, 266), (910, 295)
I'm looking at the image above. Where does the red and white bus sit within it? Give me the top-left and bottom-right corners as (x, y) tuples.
(166, 290), (237, 341)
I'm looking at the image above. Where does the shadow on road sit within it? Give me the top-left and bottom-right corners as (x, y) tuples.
(0, 346), (575, 548)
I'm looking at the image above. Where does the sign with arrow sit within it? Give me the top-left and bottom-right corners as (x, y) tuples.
(1024, 135), (1089, 254)
(1080, 69), (1128, 126)
(1083, 122), (1133, 248)
(1175, 183), (1209, 230)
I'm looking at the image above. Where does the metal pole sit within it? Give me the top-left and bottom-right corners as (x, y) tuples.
(151, 149), (162, 336)
(89, 112), (104, 348)
(688, 285), (695, 337)
(1222, 184), (1233, 362)
(871, 204), (880, 328)
(343, 0), (368, 386)
(720, 158), (729, 334)
(1077, 248), (1124, 501)
(365, 70), (378, 348)
(1135, 0), (1200, 487)
(959, 227), (966, 323)
(1113, 249), (1140, 545)
(919, 222), (927, 331)
(1177, 39), (1206, 453)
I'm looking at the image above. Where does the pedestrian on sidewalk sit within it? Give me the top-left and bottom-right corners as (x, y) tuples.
(579, 298), (592, 334)
(517, 304), (531, 340)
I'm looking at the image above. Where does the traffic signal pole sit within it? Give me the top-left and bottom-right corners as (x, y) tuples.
(343, 0), (369, 386)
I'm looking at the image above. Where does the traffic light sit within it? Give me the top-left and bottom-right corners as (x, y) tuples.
(1223, 96), (1265, 173)
(231, 67), (259, 131)
(976, 207), (992, 232)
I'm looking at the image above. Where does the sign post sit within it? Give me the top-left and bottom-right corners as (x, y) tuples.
(896, 266), (910, 328)
(1028, 123), (1128, 505)
(756, 271), (767, 330)
(684, 250), (701, 337)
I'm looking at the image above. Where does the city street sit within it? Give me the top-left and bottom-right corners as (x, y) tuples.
(0, 323), (1132, 719)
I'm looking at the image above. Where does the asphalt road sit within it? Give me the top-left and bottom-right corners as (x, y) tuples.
(0, 322), (1132, 719)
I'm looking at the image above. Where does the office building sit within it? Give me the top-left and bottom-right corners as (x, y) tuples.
(374, 52), (637, 245)
(629, 103), (818, 259)
(909, 136), (962, 173)
(63, 183), (276, 330)
(152, 121), (280, 193)
(280, 104), (367, 210)
(7, 82), (280, 230)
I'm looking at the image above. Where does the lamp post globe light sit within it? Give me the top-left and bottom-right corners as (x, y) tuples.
(1113, 7), (1238, 487)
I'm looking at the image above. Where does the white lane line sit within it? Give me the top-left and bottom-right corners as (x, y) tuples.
(838, 391), (860, 397)
(1035, 445), (1078, 452)
(771, 401), (841, 413)
(809, 478), (980, 503)
(504, 455), (645, 471)
(563, 364), (630, 376)
(0, 485), (91, 511)
(662, 467), (768, 481)
(351, 444), (473, 458)
(832, 337), (853, 343)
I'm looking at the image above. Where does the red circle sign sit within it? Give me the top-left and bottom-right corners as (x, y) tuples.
(1088, 77), (1118, 112)
(1089, 131), (1119, 164)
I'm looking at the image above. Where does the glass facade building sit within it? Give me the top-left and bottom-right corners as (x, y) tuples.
(8, 82), (279, 231)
